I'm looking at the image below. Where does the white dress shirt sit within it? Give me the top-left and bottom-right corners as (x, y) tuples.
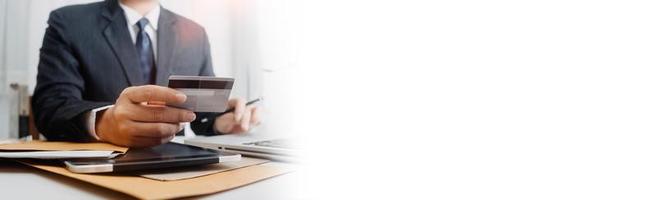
(119, 2), (159, 60)
(85, 3), (161, 139)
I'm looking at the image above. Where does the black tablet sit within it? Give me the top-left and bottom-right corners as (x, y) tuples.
(64, 142), (241, 173)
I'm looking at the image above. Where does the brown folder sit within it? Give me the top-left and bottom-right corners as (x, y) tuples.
(2, 141), (294, 199)
(21, 160), (293, 200)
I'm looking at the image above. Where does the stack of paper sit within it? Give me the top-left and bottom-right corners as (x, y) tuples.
(0, 150), (118, 159)
(0, 141), (127, 159)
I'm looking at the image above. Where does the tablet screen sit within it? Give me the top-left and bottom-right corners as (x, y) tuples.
(67, 142), (221, 165)
(115, 142), (219, 163)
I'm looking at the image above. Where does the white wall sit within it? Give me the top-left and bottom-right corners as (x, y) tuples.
(0, 0), (7, 139)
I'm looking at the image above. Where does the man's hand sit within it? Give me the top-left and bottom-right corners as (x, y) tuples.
(214, 98), (260, 134)
(96, 85), (196, 147)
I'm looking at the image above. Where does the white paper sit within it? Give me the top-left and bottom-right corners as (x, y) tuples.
(0, 150), (117, 159)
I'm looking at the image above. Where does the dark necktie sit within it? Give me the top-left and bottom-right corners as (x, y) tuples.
(135, 18), (156, 84)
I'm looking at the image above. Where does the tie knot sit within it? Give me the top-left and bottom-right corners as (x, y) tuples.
(136, 18), (149, 31)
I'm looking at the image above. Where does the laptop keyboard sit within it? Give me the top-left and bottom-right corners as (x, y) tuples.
(243, 139), (295, 149)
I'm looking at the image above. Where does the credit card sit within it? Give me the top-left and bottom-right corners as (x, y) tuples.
(168, 75), (234, 112)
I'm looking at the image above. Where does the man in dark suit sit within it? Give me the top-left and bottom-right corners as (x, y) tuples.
(32, 0), (259, 147)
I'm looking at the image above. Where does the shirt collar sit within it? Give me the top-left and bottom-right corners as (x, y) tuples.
(118, 2), (160, 30)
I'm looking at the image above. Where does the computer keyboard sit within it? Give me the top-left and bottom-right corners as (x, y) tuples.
(243, 139), (295, 149)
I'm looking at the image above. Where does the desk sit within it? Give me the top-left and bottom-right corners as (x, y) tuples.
(0, 160), (302, 199)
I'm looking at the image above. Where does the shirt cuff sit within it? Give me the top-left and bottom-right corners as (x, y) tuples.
(85, 105), (114, 140)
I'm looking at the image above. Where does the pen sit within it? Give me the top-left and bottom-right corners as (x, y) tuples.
(218, 97), (262, 115)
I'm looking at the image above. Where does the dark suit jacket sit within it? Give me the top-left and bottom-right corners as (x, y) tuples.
(32, 0), (221, 141)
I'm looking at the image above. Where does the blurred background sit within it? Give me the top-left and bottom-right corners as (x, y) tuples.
(0, 0), (300, 139)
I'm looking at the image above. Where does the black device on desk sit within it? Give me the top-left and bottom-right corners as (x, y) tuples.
(64, 142), (241, 173)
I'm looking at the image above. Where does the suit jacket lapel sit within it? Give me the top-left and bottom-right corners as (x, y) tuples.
(101, 0), (145, 86)
(155, 8), (178, 86)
